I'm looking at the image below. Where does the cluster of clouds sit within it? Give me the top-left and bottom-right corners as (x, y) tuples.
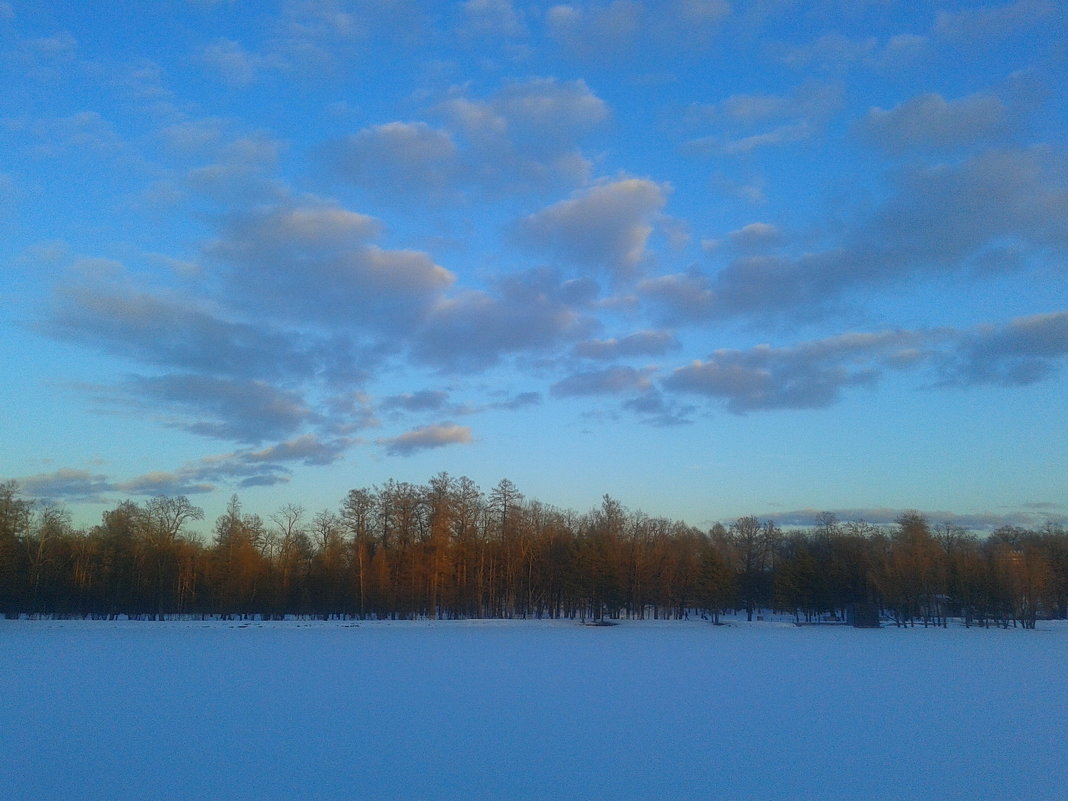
(190, 0), (736, 84)
(4, 0), (1067, 508)
(644, 145), (1068, 324)
(329, 77), (611, 197)
(664, 312), (1068, 413)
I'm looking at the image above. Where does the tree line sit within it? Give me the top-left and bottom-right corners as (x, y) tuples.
(1, 476), (1065, 627)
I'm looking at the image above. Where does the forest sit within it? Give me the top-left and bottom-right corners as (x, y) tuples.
(1, 475), (1065, 628)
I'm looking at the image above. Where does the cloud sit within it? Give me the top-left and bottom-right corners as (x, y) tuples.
(197, 38), (268, 86)
(127, 374), (313, 443)
(11, 432), (354, 503)
(621, 389), (694, 426)
(874, 34), (930, 69)
(17, 468), (115, 503)
(209, 200), (455, 331)
(45, 279), (319, 381)
(39, 250), (392, 453)
(545, 1), (641, 60)
(11, 31), (79, 81)
(643, 147), (1068, 323)
(213, 202), (381, 252)
(379, 423), (473, 456)
(117, 434), (354, 497)
(470, 76), (609, 144)
(239, 474), (292, 488)
(159, 118), (230, 155)
(459, 0), (526, 38)
(115, 472), (216, 497)
(859, 92), (1010, 153)
(728, 222), (783, 250)
(777, 28), (932, 73)
(322, 392), (379, 433)
(636, 269), (718, 325)
(11, 111), (125, 158)
(516, 178), (669, 276)
(116, 58), (174, 106)
(663, 331), (923, 412)
(325, 77), (609, 198)
(146, 118), (288, 208)
(192, 2), (431, 82)
(378, 388), (544, 417)
(683, 82), (842, 156)
(242, 434), (352, 466)
(545, 0), (730, 62)
(942, 311), (1068, 386)
(183, 162), (286, 208)
(684, 251), (855, 321)
(717, 122), (815, 155)
(25, 31), (78, 57)
(659, 310), (1068, 413)
(573, 330), (680, 360)
(780, 32), (878, 70)
(158, 119), (283, 174)
(866, 146), (1068, 263)
(551, 366), (653, 397)
(381, 390), (451, 413)
(933, 0), (1057, 44)
(435, 77), (609, 192)
(326, 121), (459, 195)
(688, 81), (842, 127)
(413, 268), (599, 371)
(491, 391), (541, 410)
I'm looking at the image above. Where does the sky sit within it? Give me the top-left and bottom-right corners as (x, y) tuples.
(1, 0), (1066, 533)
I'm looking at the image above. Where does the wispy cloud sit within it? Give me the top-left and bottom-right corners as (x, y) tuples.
(379, 423), (474, 456)
(381, 390), (452, 414)
(116, 434), (355, 497)
(933, 0), (1057, 44)
(662, 312), (1068, 413)
(18, 469), (115, 504)
(551, 366), (653, 397)
(127, 374), (313, 444)
(663, 332), (908, 413)
(859, 91), (1011, 153)
(573, 330), (679, 360)
(197, 38), (269, 86)
(683, 82), (842, 156)
(116, 472), (216, 497)
(643, 146), (1068, 323)
(45, 279), (319, 382)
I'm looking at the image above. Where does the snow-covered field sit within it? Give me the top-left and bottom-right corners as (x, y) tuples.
(2, 617), (1064, 801)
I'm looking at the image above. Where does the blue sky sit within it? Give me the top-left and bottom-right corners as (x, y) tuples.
(2, 0), (1066, 532)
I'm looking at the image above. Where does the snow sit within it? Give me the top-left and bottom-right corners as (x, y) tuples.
(1, 617), (1065, 801)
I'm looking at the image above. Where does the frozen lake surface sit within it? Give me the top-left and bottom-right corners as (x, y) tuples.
(2, 617), (1065, 801)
